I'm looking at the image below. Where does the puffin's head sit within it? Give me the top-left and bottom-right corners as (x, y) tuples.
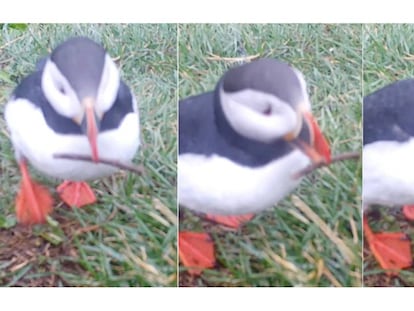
(218, 58), (330, 163)
(41, 37), (120, 162)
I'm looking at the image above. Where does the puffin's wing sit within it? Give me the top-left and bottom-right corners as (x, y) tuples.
(101, 80), (136, 131)
(179, 92), (216, 155)
(12, 70), (45, 105)
(363, 79), (414, 145)
(35, 56), (48, 72)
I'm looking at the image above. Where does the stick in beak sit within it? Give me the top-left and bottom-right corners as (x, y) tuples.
(81, 97), (100, 163)
(290, 112), (331, 165)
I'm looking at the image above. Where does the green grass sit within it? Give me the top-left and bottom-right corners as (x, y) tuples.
(179, 24), (362, 287)
(0, 24), (177, 286)
(363, 24), (414, 287)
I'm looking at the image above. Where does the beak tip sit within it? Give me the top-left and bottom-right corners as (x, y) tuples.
(91, 150), (99, 163)
(304, 112), (331, 164)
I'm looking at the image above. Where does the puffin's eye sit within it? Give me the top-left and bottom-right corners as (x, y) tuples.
(54, 81), (66, 95)
(263, 105), (272, 115)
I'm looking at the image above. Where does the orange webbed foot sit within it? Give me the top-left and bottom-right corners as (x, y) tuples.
(57, 181), (96, 208)
(364, 218), (412, 275)
(204, 213), (255, 229)
(179, 231), (215, 276)
(402, 205), (414, 221)
(16, 161), (53, 225)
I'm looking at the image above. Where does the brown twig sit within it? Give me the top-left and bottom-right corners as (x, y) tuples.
(206, 53), (261, 63)
(293, 151), (360, 179)
(53, 153), (145, 175)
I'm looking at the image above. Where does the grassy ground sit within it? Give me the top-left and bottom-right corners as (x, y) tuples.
(0, 24), (177, 286)
(363, 24), (414, 287)
(179, 24), (362, 286)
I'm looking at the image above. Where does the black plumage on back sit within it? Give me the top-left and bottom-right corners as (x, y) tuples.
(364, 79), (414, 145)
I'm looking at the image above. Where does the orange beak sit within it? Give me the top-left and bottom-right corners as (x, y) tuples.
(82, 98), (99, 163)
(291, 112), (331, 165)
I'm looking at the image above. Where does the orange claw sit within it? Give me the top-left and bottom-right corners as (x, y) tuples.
(16, 161), (53, 225)
(57, 181), (96, 208)
(402, 205), (414, 221)
(204, 213), (255, 229)
(364, 217), (412, 275)
(179, 231), (215, 276)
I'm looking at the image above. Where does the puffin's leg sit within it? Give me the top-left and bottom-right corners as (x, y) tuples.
(402, 205), (414, 221)
(57, 181), (96, 208)
(16, 160), (53, 225)
(364, 217), (412, 275)
(204, 213), (255, 228)
(179, 231), (215, 276)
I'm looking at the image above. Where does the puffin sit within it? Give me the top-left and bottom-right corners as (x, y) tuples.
(178, 58), (331, 274)
(363, 79), (414, 274)
(4, 36), (140, 225)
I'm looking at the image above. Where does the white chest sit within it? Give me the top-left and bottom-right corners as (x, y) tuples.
(178, 150), (310, 215)
(363, 139), (414, 208)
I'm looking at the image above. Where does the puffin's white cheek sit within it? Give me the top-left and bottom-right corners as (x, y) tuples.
(42, 60), (82, 118)
(227, 102), (298, 143)
(96, 56), (120, 113)
(220, 87), (301, 142)
(47, 92), (80, 118)
(249, 110), (298, 142)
